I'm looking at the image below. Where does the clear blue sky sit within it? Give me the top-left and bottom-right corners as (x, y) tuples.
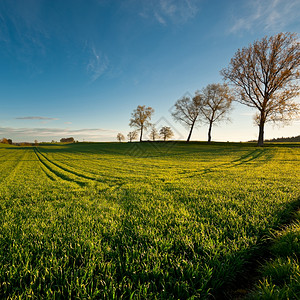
(0, 0), (299, 142)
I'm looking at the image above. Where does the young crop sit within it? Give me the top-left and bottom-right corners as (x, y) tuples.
(0, 142), (299, 299)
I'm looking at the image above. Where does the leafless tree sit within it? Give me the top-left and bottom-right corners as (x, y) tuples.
(172, 95), (202, 142)
(149, 126), (159, 141)
(200, 83), (234, 143)
(127, 131), (138, 142)
(221, 32), (300, 146)
(160, 126), (174, 141)
(129, 105), (154, 142)
(117, 133), (125, 142)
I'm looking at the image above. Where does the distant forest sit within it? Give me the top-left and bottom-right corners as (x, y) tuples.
(264, 135), (300, 142)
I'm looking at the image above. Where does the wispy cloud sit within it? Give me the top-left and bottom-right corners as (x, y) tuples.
(154, 12), (166, 25)
(86, 45), (109, 82)
(230, 0), (300, 34)
(16, 116), (58, 120)
(0, 126), (117, 142)
(0, 0), (49, 71)
(139, 0), (200, 25)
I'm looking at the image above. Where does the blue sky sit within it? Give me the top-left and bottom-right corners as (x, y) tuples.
(0, 0), (299, 142)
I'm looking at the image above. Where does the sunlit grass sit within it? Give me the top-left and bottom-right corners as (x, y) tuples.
(0, 142), (299, 299)
(249, 209), (300, 299)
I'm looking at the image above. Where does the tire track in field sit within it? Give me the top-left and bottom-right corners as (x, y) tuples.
(34, 148), (87, 186)
(35, 148), (122, 187)
(35, 148), (99, 181)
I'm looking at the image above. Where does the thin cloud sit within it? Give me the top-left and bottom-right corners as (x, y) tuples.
(154, 12), (166, 25)
(86, 45), (109, 82)
(230, 0), (300, 34)
(138, 0), (200, 25)
(240, 112), (254, 117)
(0, 126), (117, 140)
(16, 116), (59, 120)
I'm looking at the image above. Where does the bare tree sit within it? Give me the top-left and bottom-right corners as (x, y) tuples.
(117, 133), (125, 142)
(127, 131), (138, 142)
(221, 32), (300, 146)
(200, 83), (234, 143)
(160, 126), (174, 141)
(129, 105), (154, 142)
(172, 95), (202, 142)
(149, 126), (159, 141)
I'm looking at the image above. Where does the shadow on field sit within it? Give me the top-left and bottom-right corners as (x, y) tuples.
(221, 196), (300, 300)
(113, 187), (300, 299)
(231, 148), (274, 166)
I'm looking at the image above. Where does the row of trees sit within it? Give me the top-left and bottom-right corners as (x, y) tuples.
(123, 83), (234, 144)
(117, 126), (174, 142)
(119, 32), (300, 146)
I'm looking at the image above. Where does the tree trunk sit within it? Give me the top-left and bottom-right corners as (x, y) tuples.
(207, 120), (213, 143)
(258, 122), (264, 146)
(187, 121), (195, 142)
(257, 111), (265, 147)
(140, 126), (143, 142)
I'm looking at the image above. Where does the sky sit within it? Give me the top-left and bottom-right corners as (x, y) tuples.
(0, 0), (299, 143)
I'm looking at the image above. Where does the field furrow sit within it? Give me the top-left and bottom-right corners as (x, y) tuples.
(34, 148), (89, 186)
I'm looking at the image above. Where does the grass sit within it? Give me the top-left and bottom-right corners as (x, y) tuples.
(248, 209), (300, 299)
(0, 141), (299, 299)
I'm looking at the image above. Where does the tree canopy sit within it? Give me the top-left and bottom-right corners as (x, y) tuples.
(199, 83), (233, 143)
(117, 133), (125, 142)
(127, 131), (138, 142)
(221, 32), (300, 146)
(129, 105), (154, 142)
(171, 95), (202, 142)
(160, 126), (174, 141)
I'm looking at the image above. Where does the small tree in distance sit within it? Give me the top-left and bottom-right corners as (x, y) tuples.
(0, 138), (9, 144)
(172, 95), (202, 142)
(199, 83), (234, 143)
(127, 131), (138, 142)
(117, 133), (125, 142)
(149, 126), (159, 141)
(129, 105), (154, 142)
(221, 32), (300, 146)
(160, 126), (174, 141)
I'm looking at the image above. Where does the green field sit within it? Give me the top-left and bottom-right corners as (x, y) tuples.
(0, 142), (299, 299)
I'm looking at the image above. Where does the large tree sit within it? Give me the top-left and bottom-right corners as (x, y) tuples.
(221, 32), (300, 146)
(129, 105), (154, 142)
(200, 83), (234, 143)
(171, 95), (202, 142)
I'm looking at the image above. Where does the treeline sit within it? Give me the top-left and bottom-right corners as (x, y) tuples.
(265, 135), (300, 143)
(0, 137), (76, 145)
